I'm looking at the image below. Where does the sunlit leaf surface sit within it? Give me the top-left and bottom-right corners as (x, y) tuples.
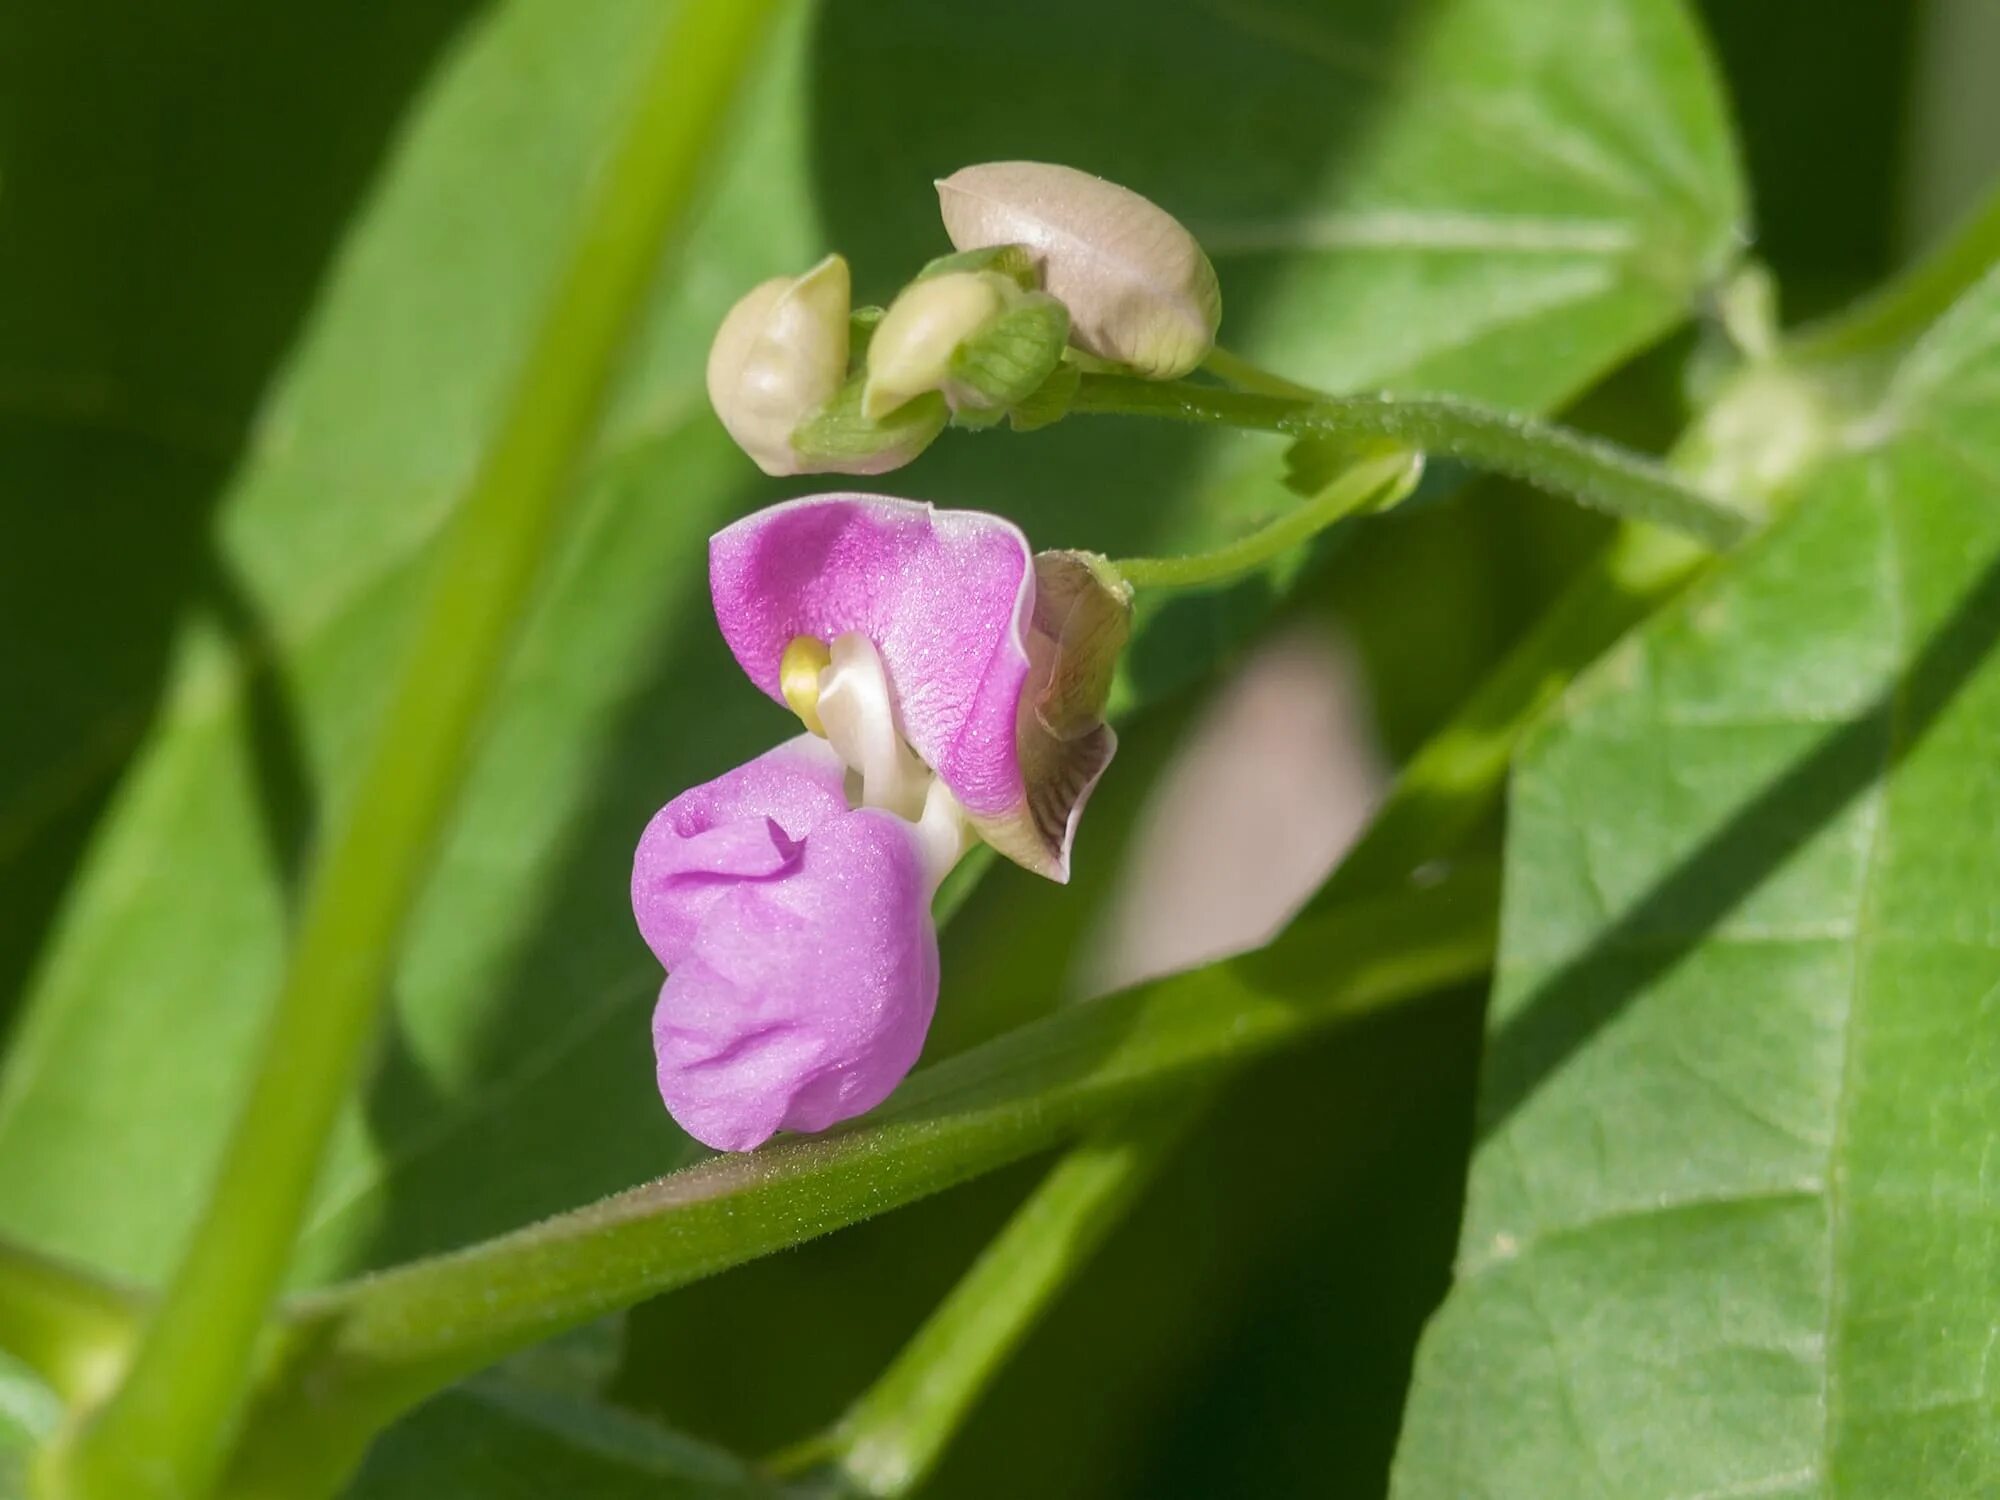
(1394, 274), (2000, 1497)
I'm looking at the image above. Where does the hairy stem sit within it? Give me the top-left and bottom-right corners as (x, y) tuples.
(1115, 450), (1421, 589)
(1069, 376), (1752, 550)
(46, 5), (782, 1498)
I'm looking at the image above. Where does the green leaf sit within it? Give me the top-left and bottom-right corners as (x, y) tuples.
(347, 1380), (782, 1500)
(1393, 271), (2000, 1496)
(0, 0), (1742, 1300)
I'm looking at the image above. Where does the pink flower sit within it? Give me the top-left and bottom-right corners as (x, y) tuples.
(632, 495), (1129, 1151)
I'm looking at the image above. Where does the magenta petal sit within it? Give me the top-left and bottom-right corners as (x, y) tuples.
(631, 735), (850, 970)
(709, 494), (1033, 818)
(651, 807), (939, 1152)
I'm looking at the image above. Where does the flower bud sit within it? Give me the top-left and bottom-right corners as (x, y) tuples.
(863, 271), (1012, 419)
(788, 373), (948, 475)
(705, 254), (851, 476)
(864, 269), (1071, 423)
(937, 162), (1221, 379)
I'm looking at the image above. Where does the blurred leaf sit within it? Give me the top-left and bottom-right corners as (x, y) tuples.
(0, 0), (1741, 1305)
(347, 1379), (782, 1500)
(1394, 273), (2000, 1495)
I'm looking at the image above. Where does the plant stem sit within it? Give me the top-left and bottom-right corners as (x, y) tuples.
(1201, 344), (1324, 400)
(0, 1241), (140, 1410)
(1069, 376), (1752, 550)
(218, 868), (1496, 1489)
(821, 1102), (1205, 1497)
(47, 5), (781, 1497)
(1789, 179), (2000, 363)
(1115, 450), (1420, 589)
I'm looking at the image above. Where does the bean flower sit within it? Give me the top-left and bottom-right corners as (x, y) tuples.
(632, 495), (1130, 1151)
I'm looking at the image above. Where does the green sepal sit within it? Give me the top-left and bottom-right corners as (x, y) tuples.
(948, 290), (1069, 413)
(1007, 361), (1080, 432)
(949, 403), (1011, 431)
(792, 372), (948, 465)
(916, 242), (1040, 289)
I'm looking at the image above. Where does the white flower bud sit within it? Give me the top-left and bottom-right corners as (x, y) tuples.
(862, 269), (1070, 423)
(705, 254), (851, 476)
(936, 162), (1221, 379)
(862, 271), (1014, 419)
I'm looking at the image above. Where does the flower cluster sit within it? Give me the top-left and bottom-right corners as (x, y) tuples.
(705, 161), (1222, 477)
(637, 163), (1208, 1151)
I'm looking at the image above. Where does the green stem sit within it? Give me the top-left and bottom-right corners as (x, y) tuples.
(1114, 450), (1420, 589)
(49, 5), (781, 1498)
(822, 1102), (1205, 1497)
(1069, 376), (1752, 550)
(1789, 178), (2000, 363)
(1201, 344), (1323, 400)
(0, 1241), (140, 1410)
(220, 869), (1496, 1491)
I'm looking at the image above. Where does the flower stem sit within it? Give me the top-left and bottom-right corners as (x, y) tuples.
(45, 5), (782, 1498)
(820, 1101), (1206, 1497)
(1114, 450), (1421, 589)
(1069, 375), (1752, 550)
(0, 1240), (139, 1410)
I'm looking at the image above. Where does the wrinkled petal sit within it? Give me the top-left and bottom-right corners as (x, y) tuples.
(967, 551), (1129, 880)
(709, 495), (1033, 820)
(631, 735), (850, 970)
(651, 806), (938, 1152)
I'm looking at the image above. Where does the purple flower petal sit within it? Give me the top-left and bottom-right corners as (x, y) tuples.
(631, 735), (851, 970)
(709, 495), (1034, 820)
(633, 734), (938, 1151)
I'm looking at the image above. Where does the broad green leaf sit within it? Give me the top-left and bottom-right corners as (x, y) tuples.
(1394, 272), (2000, 1496)
(347, 1380), (780, 1500)
(0, 0), (1741, 1296)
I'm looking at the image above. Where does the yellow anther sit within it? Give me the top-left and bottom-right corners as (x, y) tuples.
(780, 635), (833, 736)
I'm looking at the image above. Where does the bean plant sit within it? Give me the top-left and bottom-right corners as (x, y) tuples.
(2, 1), (1997, 1497)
